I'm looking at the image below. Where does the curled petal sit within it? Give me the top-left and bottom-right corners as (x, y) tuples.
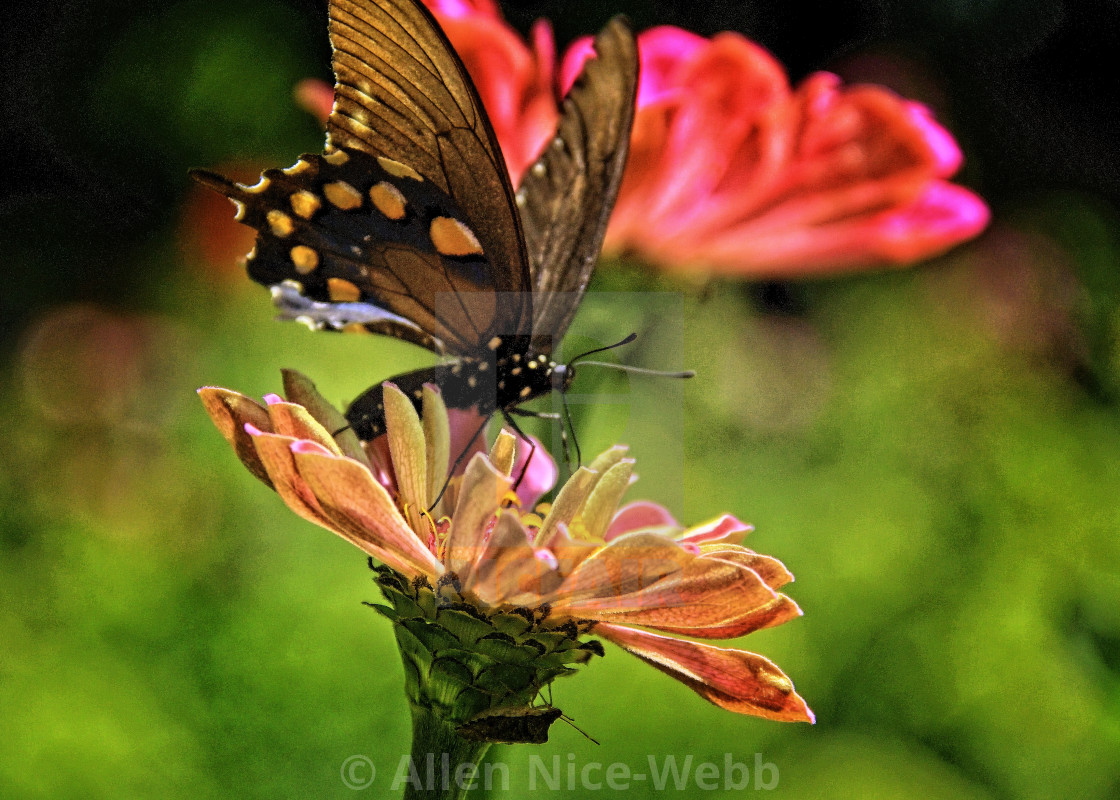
(605, 501), (680, 540)
(248, 429), (330, 527)
(265, 400), (343, 456)
(650, 592), (802, 639)
(597, 624), (814, 722)
(198, 387), (274, 487)
(679, 514), (753, 545)
(282, 369), (370, 468)
(700, 545), (793, 590)
(548, 531), (692, 606)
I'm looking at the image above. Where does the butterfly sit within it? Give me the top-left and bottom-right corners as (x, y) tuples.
(191, 0), (638, 443)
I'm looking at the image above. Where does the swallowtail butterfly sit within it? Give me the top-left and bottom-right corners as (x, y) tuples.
(192, 0), (638, 441)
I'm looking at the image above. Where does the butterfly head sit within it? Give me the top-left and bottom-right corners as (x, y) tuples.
(551, 361), (576, 394)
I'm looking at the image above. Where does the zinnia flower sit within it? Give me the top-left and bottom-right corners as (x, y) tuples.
(297, 2), (987, 276)
(199, 370), (813, 747)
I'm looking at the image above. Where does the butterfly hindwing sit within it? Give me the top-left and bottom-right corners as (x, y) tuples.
(518, 18), (639, 351)
(191, 148), (510, 354)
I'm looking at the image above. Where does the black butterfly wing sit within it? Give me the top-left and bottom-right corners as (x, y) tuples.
(327, 0), (532, 340)
(517, 17), (639, 352)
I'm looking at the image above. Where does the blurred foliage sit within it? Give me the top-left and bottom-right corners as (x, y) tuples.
(3, 0), (1120, 798)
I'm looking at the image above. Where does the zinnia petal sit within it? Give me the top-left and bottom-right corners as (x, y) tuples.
(291, 445), (444, 578)
(597, 623), (814, 722)
(198, 387), (274, 487)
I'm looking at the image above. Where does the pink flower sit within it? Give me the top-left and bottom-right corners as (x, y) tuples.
(298, 4), (986, 276)
(199, 370), (813, 722)
(561, 27), (989, 276)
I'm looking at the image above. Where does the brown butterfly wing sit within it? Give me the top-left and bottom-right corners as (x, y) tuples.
(516, 17), (639, 353)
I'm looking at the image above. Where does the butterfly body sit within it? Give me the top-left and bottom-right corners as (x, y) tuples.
(346, 339), (568, 439)
(192, 0), (638, 442)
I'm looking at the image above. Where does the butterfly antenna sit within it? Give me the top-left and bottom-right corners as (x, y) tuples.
(428, 412), (492, 512)
(575, 362), (696, 379)
(568, 332), (638, 366)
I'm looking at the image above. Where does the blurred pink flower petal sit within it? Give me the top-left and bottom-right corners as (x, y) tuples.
(562, 32), (989, 275)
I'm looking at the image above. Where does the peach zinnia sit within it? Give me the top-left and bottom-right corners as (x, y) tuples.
(199, 370), (812, 749)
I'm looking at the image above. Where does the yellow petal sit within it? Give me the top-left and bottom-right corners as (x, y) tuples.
(588, 445), (630, 475)
(488, 429), (517, 477)
(422, 385), (450, 509)
(383, 383), (427, 517)
(580, 459), (634, 541)
(535, 466), (598, 545)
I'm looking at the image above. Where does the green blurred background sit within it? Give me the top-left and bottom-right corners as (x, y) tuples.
(3, 0), (1120, 797)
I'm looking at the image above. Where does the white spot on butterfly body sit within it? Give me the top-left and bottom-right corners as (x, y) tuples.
(531, 162), (546, 178)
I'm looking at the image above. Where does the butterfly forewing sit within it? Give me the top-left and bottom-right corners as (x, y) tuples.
(519, 18), (639, 350)
(328, 0), (531, 336)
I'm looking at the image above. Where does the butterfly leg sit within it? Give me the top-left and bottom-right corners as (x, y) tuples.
(497, 410), (540, 497)
(429, 412), (493, 512)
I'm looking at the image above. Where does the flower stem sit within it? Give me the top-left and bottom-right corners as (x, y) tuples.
(401, 704), (491, 800)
